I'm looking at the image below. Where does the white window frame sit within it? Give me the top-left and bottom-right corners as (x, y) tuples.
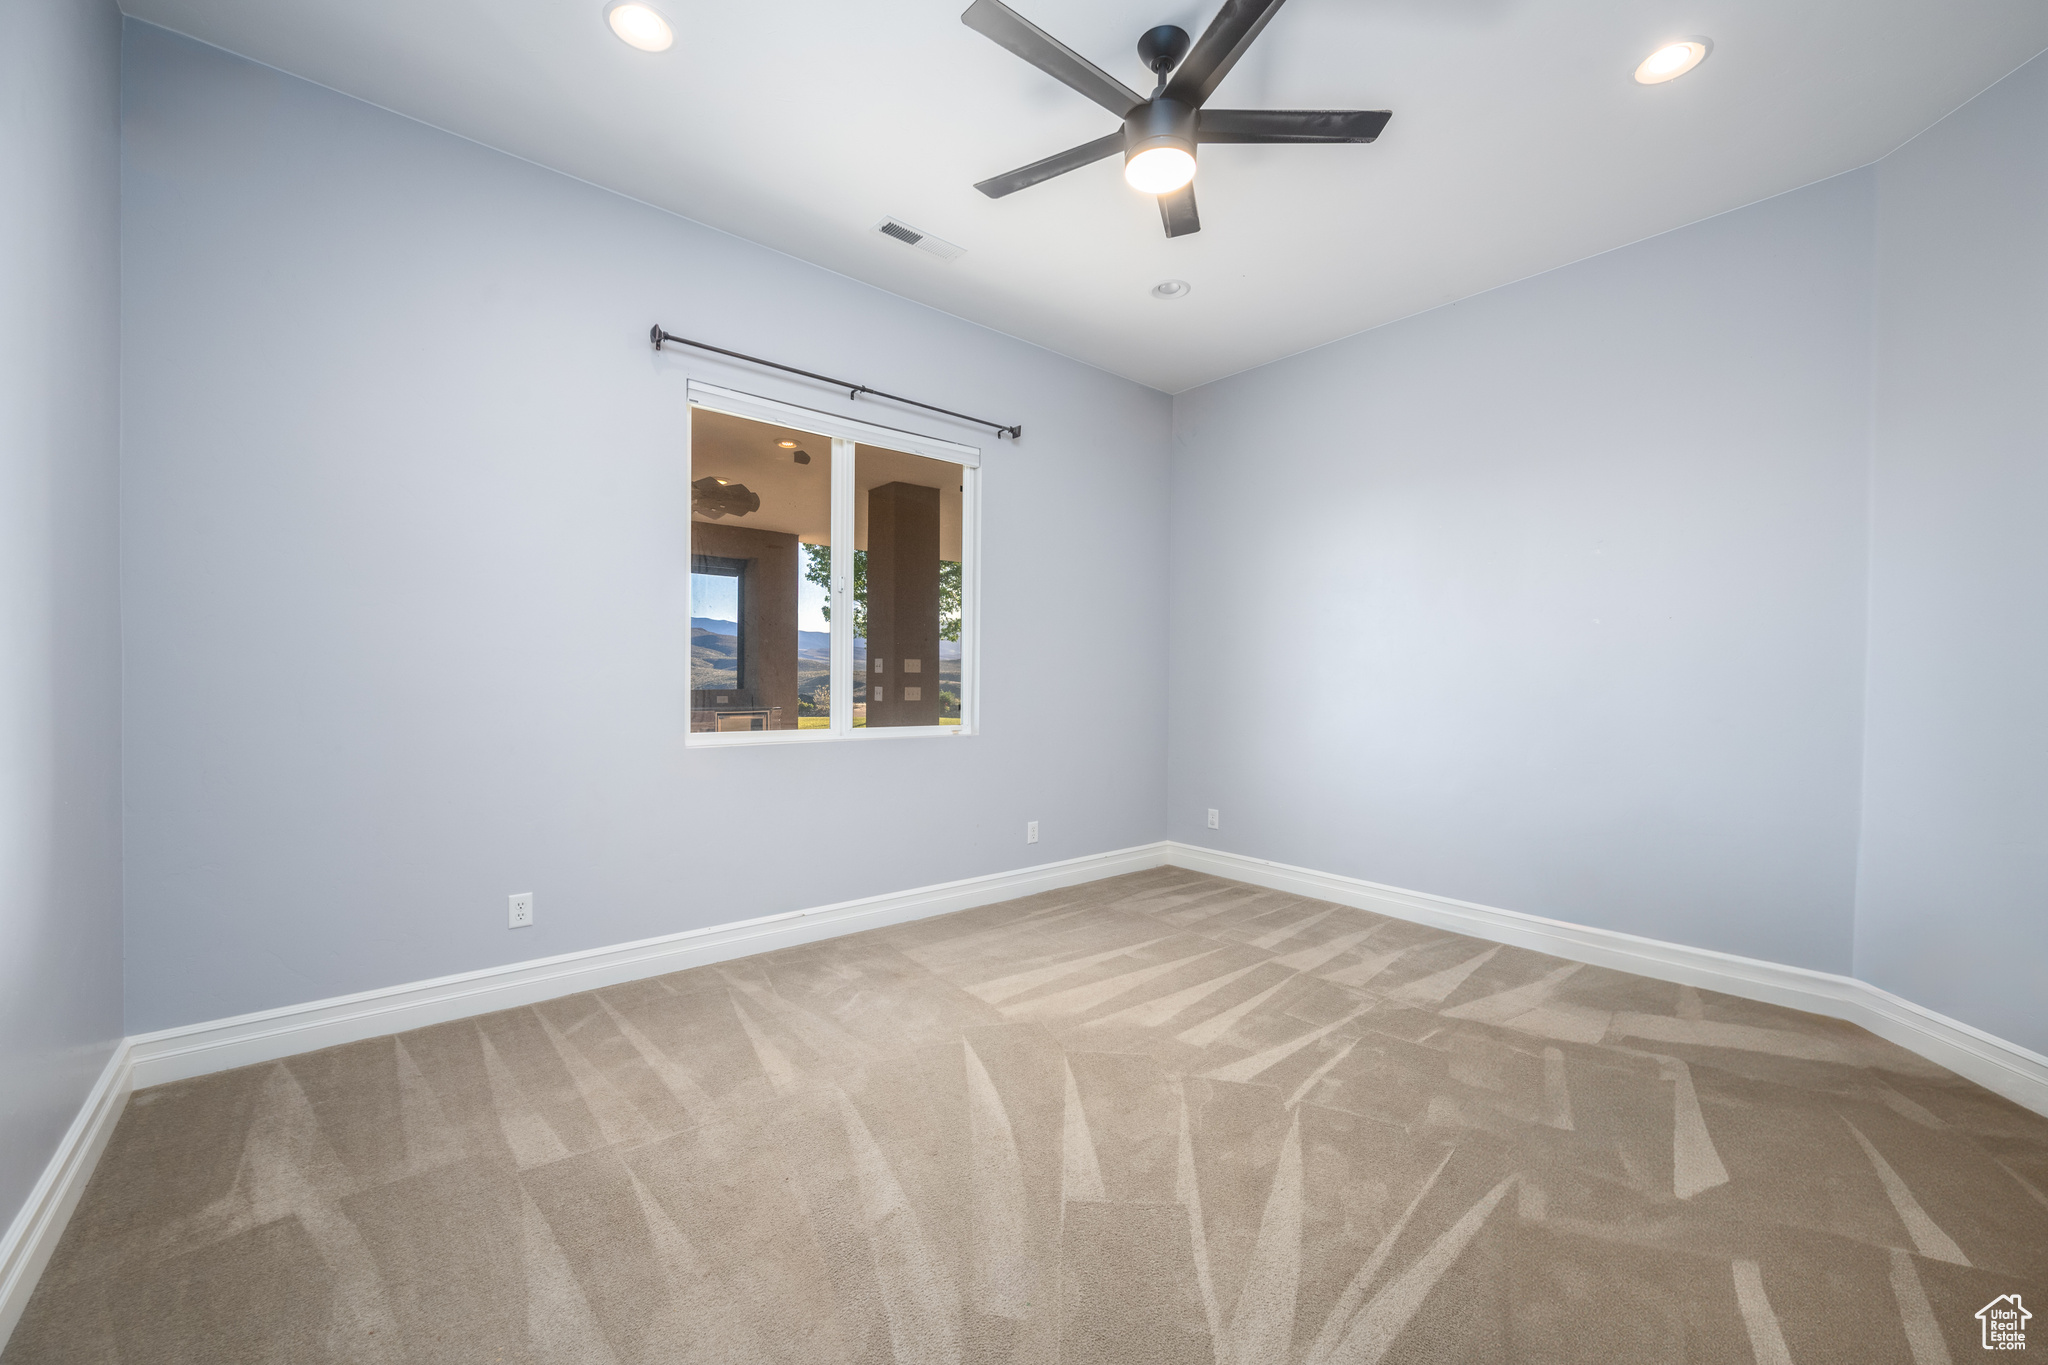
(684, 381), (982, 747)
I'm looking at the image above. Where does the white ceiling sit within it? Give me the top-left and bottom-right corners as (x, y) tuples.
(121, 0), (2048, 392)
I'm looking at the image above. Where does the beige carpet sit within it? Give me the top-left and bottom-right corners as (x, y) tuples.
(9, 868), (2047, 1364)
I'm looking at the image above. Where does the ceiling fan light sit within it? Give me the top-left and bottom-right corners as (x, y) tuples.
(1634, 38), (1709, 84)
(1125, 146), (1196, 195)
(607, 2), (674, 52)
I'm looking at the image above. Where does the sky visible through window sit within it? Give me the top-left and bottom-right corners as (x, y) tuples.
(690, 566), (830, 632)
(691, 572), (738, 623)
(798, 572), (828, 632)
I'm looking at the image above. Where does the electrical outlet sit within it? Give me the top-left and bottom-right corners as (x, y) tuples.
(1207, 809), (1220, 830)
(1026, 821), (1039, 845)
(509, 892), (534, 928)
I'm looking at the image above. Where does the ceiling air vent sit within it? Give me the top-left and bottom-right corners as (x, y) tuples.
(874, 218), (964, 262)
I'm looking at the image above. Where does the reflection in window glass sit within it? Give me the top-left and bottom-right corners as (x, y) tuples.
(689, 408), (831, 733)
(690, 558), (745, 692)
(853, 443), (966, 729)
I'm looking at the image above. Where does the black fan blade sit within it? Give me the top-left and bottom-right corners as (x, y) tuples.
(1163, 0), (1290, 108)
(1158, 184), (1200, 237)
(975, 132), (1124, 198)
(1197, 109), (1391, 143)
(961, 0), (1145, 117)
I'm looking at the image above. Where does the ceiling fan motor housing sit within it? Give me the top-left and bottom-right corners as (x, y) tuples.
(1124, 97), (1197, 167)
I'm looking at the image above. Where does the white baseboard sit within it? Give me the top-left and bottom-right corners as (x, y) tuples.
(11, 836), (2047, 1355)
(0, 1045), (134, 1350)
(125, 840), (1175, 1089)
(1167, 842), (2048, 1119)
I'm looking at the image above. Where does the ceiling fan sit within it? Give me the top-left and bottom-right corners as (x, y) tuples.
(961, 0), (1391, 238)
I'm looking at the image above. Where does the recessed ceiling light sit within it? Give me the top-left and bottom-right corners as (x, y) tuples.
(1125, 147), (1197, 196)
(776, 441), (797, 448)
(607, 3), (673, 52)
(1152, 280), (1192, 300)
(1635, 38), (1710, 84)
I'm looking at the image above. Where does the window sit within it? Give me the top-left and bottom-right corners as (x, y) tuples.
(688, 407), (831, 733)
(689, 555), (748, 693)
(850, 444), (966, 728)
(687, 384), (978, 743)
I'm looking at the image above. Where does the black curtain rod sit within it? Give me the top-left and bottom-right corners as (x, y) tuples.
(649, 325), (1021, 440)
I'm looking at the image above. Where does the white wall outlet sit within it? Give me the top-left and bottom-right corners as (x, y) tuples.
(509, 892), (534, 928)
(1026, 821), (1039, 844)
(1207, 809), (1220, 830)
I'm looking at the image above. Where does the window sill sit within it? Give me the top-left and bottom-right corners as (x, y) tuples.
(686, 724), (975, 748)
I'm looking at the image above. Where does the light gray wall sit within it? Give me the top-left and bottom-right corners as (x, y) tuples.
(120, 23), (1170, 1033)
(1857, 53), (2048, 1053)
(107, 19), (2048, 1053)
(1168, 172), (1876, 974)
(0, 0), (125, 1238)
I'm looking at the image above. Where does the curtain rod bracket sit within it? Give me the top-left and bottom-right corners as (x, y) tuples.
(649, 325), (1021, 440)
